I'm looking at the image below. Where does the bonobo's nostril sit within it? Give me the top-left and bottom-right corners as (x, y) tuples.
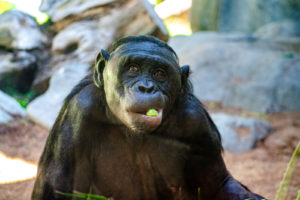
(138, 83), (155, 93)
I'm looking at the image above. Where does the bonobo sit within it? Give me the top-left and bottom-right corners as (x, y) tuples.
(32, 36), (264, 200)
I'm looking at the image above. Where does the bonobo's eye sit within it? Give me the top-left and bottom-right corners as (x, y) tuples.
(153, 69), (167, 81)
(127, 64), (141, 74)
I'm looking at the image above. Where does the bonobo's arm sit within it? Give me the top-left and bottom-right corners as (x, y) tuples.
(195, 101), (265, 200)
(31, 104), (76, 199)
(32, 82), (100, 200)
(169, 94), (264, 200)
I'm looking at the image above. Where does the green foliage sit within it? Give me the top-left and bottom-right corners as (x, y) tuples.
(34, 11), (50, 25)
(197, 187), (201, 200)
(55, 191), (108, 200)
(274, 142), (300, 200)
(283, 53), (294, 59)
(190, 0), (219, 32)
(155, 0), (164, 6)
(297, 190), (300, 200)
(5, 89), (36, 108)
(0, 0), (15, 14)
(0, 0), (49, 24)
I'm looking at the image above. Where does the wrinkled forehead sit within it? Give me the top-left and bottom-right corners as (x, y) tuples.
(111, 41), (179, 67)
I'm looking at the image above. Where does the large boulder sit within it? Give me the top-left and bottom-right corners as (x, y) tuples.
(39, 0), (167, 36)
(27, 63), (89, 129)
(211, 113), (272, 153)
(169, 32), (300, 113)
(40, 0), (114, 22)
(0, 10), (48, 50)
(0, 50), (37, 93)
(0, 10), (49, 94)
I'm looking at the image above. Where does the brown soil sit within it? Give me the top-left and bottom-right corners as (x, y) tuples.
(0, 121), (48, 200)
(0, 105), (299, 200)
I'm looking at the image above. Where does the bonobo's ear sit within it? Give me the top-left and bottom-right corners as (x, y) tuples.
(180, 65), (190, 93)
(180, 65), (190, 83)
(94, 49), (110, 88)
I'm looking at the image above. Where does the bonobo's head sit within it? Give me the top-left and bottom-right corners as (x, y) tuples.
(94, 36), (189, 133)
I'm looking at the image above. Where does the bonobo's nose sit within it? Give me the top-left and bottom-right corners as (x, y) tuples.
(137, 81), (155, 94)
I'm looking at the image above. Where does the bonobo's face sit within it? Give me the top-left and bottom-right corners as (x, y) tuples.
(103, 41), (181, 133)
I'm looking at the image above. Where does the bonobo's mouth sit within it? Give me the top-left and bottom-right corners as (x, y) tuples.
(127, 108), (163, 127)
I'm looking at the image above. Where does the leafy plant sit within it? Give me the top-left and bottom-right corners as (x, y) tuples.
(283, 53), (294, 59)
(10, 89), (36, 108)
(55, 190), (108, 200)
(0, 0), (15, 14)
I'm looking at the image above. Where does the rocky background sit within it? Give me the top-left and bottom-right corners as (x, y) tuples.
(0, 0), (300, 199)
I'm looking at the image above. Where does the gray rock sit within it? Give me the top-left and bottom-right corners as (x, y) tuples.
(0, 10), (48, 50)
(0, 90), (26, 117)
(40, 0), (114, 22)
(211, 113), (272, 153)
(0, 50), (37, 92)
(27, 63), (89, 129)
(52, 21), (114, 65)
(33, 0), (168, 93)
(0, 108), (13, 123)
(33, 20), (114, 92)
(169, 32), (300, 113)
(0, 50), (36, 74)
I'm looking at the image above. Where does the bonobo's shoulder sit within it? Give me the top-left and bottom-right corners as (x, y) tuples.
(164, 94), (210, 132)
(66, 81), (105, 117)
(183, 94), (222, 144)
(178, 94), (219, 135)
(181, 94), (208, 120)
(76, 84), (102, 109)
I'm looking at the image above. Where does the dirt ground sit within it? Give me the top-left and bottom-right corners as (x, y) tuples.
(0, 104), (299, 200)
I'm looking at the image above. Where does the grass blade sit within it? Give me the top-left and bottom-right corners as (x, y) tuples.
(274, 142), (300, 200)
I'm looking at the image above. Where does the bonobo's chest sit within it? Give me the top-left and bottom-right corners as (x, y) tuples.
(90, 126), (191, 200)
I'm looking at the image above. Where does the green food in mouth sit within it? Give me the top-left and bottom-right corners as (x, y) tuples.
(146, 109), (158, 117)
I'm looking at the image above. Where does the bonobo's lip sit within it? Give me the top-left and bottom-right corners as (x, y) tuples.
(127, 108), (163, 127)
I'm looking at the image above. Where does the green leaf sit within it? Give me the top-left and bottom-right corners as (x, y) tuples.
(283, 53), (293, 59)
(55, 190), (109, 200)
(76, 191), (108, 200)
